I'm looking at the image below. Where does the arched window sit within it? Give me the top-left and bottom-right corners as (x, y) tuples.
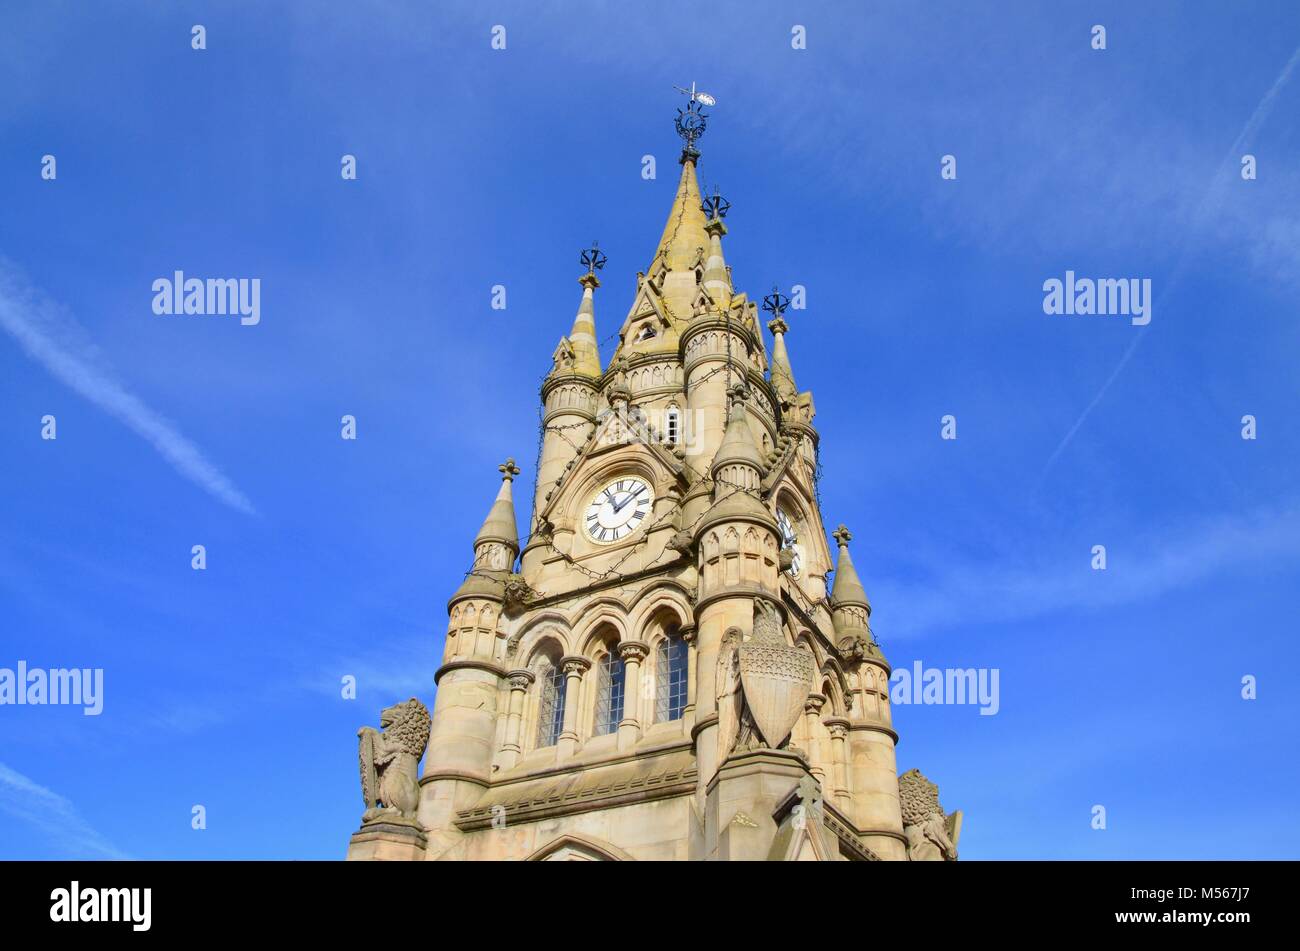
(635, 324), (657, 342)
(536, 662), (566, 748)
(655, 634), (689, 723)
(593, 651), (625, 736)
(665, 406), (680, 445)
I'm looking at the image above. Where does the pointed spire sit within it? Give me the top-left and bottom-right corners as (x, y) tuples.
(768, 315), (798, 404)
(648, 153), (712, 317)
(711, 383), (766, 477)
(830, 525), (870, 610)
(553, 243), (605, 379)
(701, 186), (732, 306)
(763, 287), (798, 406)
(473, 457), (522, 554)
(563, 272), (602, 377)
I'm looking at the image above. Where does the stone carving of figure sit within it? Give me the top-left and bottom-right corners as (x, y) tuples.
(898, 768), (961, 861)
(357, 698), (431, 823)
(715, 628), (760, 772)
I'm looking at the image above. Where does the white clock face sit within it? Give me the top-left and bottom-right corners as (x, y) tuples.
(776, 508), (802, 576)
(585, 477), (654, 544)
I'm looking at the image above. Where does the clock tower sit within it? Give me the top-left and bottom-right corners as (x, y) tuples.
(346, 97), (961, 862)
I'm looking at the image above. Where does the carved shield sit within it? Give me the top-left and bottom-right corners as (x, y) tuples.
(738, 641), (814, 748)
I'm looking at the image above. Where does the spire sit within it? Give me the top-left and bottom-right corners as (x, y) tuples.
(712, 383), (766, 477)
(650, 153), (711, 284)
(701, 186), (732, 306)
(830, 524), (870, 611)
(565, 272), (602, 377)
(698, 383), (778, 536)
(763, 288), (798, 406)
(647, 87), (718, 320)
(552, 243), (605, 379)
(473, 457), (522, 555)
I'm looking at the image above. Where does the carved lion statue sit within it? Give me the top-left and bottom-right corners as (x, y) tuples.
(899, 768), (960, 861)
(357, 698), (431, 823)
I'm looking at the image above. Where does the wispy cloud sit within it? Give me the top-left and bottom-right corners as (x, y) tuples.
(871, 504), (1300, 640)
(0, 259), (256, 514)
(0, 761), (131, 859)
(1041, 42), (1300, 476)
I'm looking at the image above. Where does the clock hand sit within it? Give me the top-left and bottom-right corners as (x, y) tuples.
(613, 487), (644, 513)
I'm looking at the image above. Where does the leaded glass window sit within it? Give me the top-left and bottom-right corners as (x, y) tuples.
(536, 663), (566, 748)
(593, 651), (625, 736)
(655, 636), (688, 723)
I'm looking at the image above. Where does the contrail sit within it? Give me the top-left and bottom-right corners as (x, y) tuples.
(1042, 43), (1300, 478)
(0, 260), (256, 515)
(0, 761), (132, 859)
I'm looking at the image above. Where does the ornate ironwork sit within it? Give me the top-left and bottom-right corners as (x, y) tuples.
(579, 240), (607, 274)
(762, 285), (790, 319)
(701, 185), (730, 221)
(675, 98), (708, 152)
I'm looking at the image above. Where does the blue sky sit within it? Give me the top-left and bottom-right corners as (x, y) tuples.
(1, 1), (1298, 859)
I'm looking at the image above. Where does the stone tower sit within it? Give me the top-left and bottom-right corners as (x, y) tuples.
(347, 104), (960, 862)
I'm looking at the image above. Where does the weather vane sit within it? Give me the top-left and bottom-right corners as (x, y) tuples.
(580, 240), (607, 275)
(673, 81), (715, 153)
(762, 285), (790, 318)
(701, 185), (730, 221)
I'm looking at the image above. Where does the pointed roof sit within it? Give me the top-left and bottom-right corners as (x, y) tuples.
(768, 316), (798, 405)
(647, 153), (712, 319)
(473, 458), (522, 553)
(712, 384), (766, 475)
(556, 272), (602, 378)
(830, 524), (870, 609)
(702, 218), (730, 306)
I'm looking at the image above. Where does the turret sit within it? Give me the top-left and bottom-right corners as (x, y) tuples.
(691, 384), (784, 820)
(523, 253), (605, 576)
(829, 524), (906, 860)
(420, 459), (520, 854)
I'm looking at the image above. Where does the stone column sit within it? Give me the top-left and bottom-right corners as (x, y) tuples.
(617, 641), (648, 750)
(826, 717), (851, 808)
(679, 623), (697, 729)
(802, 693), (827, 784)
(498, 669), (534, 770)
(557, 656), (590, 759)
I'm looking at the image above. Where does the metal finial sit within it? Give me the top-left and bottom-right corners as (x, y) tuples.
(701, 185), (730, 221)
(674, 83), (709, 153)
(579, 241), (607, 275)
(762, 285), (790, 319)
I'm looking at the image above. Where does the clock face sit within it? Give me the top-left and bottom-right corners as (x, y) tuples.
(776, 508), (802, 576)
(585, 477), (654, 545)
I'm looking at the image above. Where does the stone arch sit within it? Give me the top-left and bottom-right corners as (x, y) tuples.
(510, 612), (571, 663)
(627, 582), (692, 635)
(572, 602), (629, 655)
(526, 833), (635, 862)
